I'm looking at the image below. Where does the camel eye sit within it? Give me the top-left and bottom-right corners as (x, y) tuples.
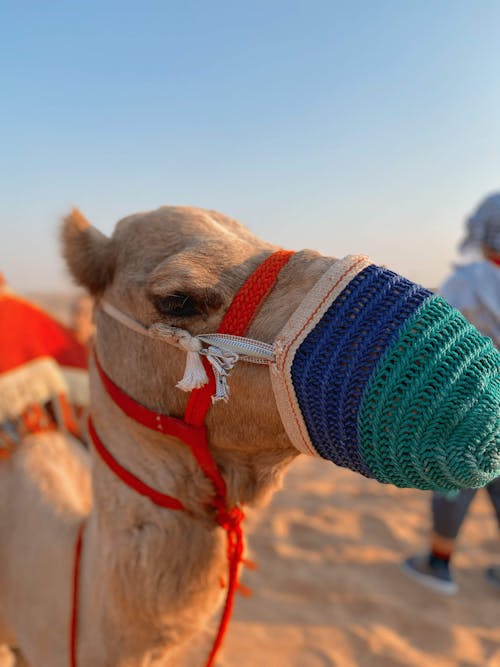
(153, 293), (199, 318)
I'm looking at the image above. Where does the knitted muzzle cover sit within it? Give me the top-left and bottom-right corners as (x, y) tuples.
(271, 255), (500, 491)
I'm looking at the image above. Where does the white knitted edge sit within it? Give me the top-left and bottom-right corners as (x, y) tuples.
(61, 367), (89, 407)
(270, 255), (373, 456)
(0, 357), (68, 421)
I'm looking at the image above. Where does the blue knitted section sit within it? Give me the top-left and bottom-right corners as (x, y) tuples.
(290, 264), (431, 475)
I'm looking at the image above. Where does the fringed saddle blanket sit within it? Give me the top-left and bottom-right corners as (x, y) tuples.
(0, 278), (89, 455)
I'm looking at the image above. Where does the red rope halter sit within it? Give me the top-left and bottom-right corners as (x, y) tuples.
(70, 249), (294, 667)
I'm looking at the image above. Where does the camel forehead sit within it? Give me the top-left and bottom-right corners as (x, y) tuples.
(114, 206), (259, 251)
(109, 206), (267, 284)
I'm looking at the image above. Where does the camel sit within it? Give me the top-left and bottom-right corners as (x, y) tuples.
(1, 205), (499, 667)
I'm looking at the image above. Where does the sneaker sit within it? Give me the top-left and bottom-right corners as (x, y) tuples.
(402, 554), (458, 595)
(485, 566), (500, 590)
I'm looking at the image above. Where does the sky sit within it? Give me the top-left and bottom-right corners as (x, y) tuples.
(1, 0), (500, 291)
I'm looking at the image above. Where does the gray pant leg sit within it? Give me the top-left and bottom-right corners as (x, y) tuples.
(432, 489), (478, 540)
(485, 476), (500, 528)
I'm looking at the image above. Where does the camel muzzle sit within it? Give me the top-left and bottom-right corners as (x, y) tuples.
(271, 255), (500, 491)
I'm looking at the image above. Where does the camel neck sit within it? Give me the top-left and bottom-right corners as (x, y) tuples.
(75, 499), (227, 665)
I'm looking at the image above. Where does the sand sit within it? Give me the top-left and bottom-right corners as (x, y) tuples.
(7, 458), (498, 667)
(219, 457), (500, 667)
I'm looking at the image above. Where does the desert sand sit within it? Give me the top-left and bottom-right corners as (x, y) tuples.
(3, 293), (499, 667)
(220, 457), (500, 667)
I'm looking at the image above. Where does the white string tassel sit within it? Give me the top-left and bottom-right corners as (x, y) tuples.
(201, 346), (239, 403)
(149, 323), (209, 391)
(176, 348), (209, 391)
(100, 301), (267, 399)
(213, 372), (229, 402)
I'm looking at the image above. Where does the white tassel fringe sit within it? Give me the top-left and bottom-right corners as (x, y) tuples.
(148, 323), (210, 392)
(175, 350), (209, 391)
(100, 301), (274, 400)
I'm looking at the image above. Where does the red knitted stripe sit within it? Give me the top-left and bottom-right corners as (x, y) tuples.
(218, 250), (294, 335)
(184, 250), (294, 427)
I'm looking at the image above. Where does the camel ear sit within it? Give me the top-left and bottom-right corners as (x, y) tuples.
(61, 209), (116, 295)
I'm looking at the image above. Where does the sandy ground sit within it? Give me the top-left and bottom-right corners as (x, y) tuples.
(4, 293), (499, 667)
(219, 458), (500, 667)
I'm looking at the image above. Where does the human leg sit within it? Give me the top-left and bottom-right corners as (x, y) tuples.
(484, 476), (500, 528)
(431, 488), (478, 546)
(483, 477), (500, 589)
(403, 489), (477, 594)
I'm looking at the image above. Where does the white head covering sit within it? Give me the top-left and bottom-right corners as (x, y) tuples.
(461, 192), (500, 253)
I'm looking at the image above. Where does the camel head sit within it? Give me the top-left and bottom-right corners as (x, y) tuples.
(61, 206), (500, 498)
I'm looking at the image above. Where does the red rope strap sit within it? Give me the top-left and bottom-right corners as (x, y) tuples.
(70, 524), (84, 667)
(71, 249), (294, 667)
(183, 250), (294, 666)
(185, 250), (294, 427)
(205, 505), (244, 666)
(88, 418), (185, 510)
(94, 354), (227, 501)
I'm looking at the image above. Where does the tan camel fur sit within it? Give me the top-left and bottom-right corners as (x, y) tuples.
(1, 206), (336, 666)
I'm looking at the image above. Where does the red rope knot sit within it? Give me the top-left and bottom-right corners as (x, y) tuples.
(216, 505), (245, 532)
(205, 505), (246, 667)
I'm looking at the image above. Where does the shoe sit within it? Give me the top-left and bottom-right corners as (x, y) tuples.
(485, 566), (500, 590)
(402, 554), (458, 595)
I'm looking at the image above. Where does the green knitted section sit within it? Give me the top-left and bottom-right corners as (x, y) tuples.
(358, 296), (500, 491)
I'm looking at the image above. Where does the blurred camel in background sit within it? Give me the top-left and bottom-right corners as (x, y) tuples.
(0, 276), (90, 667)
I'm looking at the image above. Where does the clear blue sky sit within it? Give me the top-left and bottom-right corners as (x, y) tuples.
(1, 0), (499, 290)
